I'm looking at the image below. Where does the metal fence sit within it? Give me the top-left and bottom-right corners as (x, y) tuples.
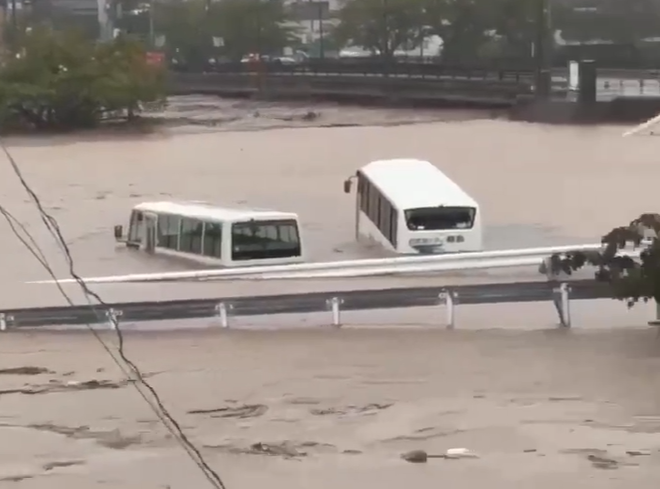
(0, 279), (613, 331)
(172, 59), (537, 82)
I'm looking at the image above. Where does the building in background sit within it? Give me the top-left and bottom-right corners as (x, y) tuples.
(24, 0), (101, 38)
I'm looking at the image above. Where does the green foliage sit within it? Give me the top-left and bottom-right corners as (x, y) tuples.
(333, 0), (426, 58)
(153, 0), (212, 66)
(0, 27), (166, 132)
(332, 0), (660, 63)
(545, 214), (660, 307)
(208, 0), (299, 59)
(424, 0), (492, 62)
(154, 0), (299, 62)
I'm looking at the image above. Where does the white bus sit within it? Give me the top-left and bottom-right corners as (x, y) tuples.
(343, 159), (483, 254)
(114, 201), (304, 267)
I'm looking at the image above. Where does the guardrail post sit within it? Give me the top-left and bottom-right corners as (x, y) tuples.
(0, 313), (6, 332)
(105, 308), (122, 330)
(439, 290), (457, 329)
(326, 297), (343, 327)
(553, 283), (572, 328)
(215, 302), (231, 328)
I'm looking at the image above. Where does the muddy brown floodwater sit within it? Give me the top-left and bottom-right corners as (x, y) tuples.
(0, 99), (659, 488)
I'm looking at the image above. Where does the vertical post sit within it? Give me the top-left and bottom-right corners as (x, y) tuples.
(216, 303), (229, 328)
(328, 297), (342, 327)
(9, 0), (16, 52)
(308, 0), (314, 48)
(148, 0), (155, 48)
(559, 283), (571, 327)
(533, 0), (552, 99)
(0, 313), (7, 332)
(439, 290), (456, 329)
(105, 308), (120, 330)
(97, 0), (109, 41)
(318, 2), (324, 59)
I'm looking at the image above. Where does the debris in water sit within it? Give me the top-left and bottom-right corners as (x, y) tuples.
(626, 449), (651, 457)
(445, 448), (479, 459)
(587, 454), (618, 470)
(0, 366), (52, 375)
(401, 447), (480, 463)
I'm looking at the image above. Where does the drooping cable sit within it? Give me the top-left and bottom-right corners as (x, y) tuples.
(0, 144), (228, 489)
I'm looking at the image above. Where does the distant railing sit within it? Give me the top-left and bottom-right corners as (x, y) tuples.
(171, 59), (537, 83)
(170, 58), (660, 84)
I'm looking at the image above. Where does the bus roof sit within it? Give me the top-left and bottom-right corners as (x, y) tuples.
(133, 201), (299, 223)
(359, 159), (478, 210)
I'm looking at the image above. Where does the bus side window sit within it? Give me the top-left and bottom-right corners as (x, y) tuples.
(390, 207), (398, 247)
(128, 211), (143, 243)
(372, 190), (381, 227)
(380, 197), (391, 242)
(203, 222), (222, 258)
(158, 214), (180, 249)
(360, 178), (370, 214)
(179, 218), (203, 254)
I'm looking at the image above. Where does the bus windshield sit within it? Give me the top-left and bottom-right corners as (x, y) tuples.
(231, 219), (301, 261)
(405, 207), (475, 231)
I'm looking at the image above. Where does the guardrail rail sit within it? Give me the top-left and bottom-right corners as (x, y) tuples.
(0, 279), (613, 331)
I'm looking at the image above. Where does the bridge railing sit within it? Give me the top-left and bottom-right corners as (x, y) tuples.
(171, 59), (537, 83)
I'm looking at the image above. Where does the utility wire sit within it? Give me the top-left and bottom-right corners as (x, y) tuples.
(0, 143), (228, 489)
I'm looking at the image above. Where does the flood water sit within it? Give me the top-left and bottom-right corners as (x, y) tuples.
(0, 97), (657, 313)
(1, 99), (660, 488)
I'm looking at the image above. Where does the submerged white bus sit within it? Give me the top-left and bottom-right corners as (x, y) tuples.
(114, 201), (304, 267)
(343, 159), (483, 254)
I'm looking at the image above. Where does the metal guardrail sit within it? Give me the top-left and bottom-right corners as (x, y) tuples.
(0, 279), (612, 331)
(172, 60), (537, 82)
(34, 243), (636, 285)
(172, 61), (660, 82)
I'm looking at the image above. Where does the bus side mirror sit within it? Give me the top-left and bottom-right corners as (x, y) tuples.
(114, 225), (123, 241)
(343, 179), (352, 194)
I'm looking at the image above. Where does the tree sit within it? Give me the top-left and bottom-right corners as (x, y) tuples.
(208, 0), (299, 59)
(333, 0), (427, 59)
(153, 0), (212, 68)
(154, 0), (298, 64)
(423, 0), (492, 62)
(544, 214), (660, 308)
(0, 27), (166, 132)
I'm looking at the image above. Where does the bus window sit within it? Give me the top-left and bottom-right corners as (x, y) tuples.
(231, 220), (301, 261)
(158, 214), (180, 249)
(405, 207), (476, 231)
(202, 222), (222, 258)
(358, 174), (369, 212)
(179, 218), (203, 254)
(379, 197), (391, 241)
(127, 211), (143, 243)
(390, 208), (398, 246)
